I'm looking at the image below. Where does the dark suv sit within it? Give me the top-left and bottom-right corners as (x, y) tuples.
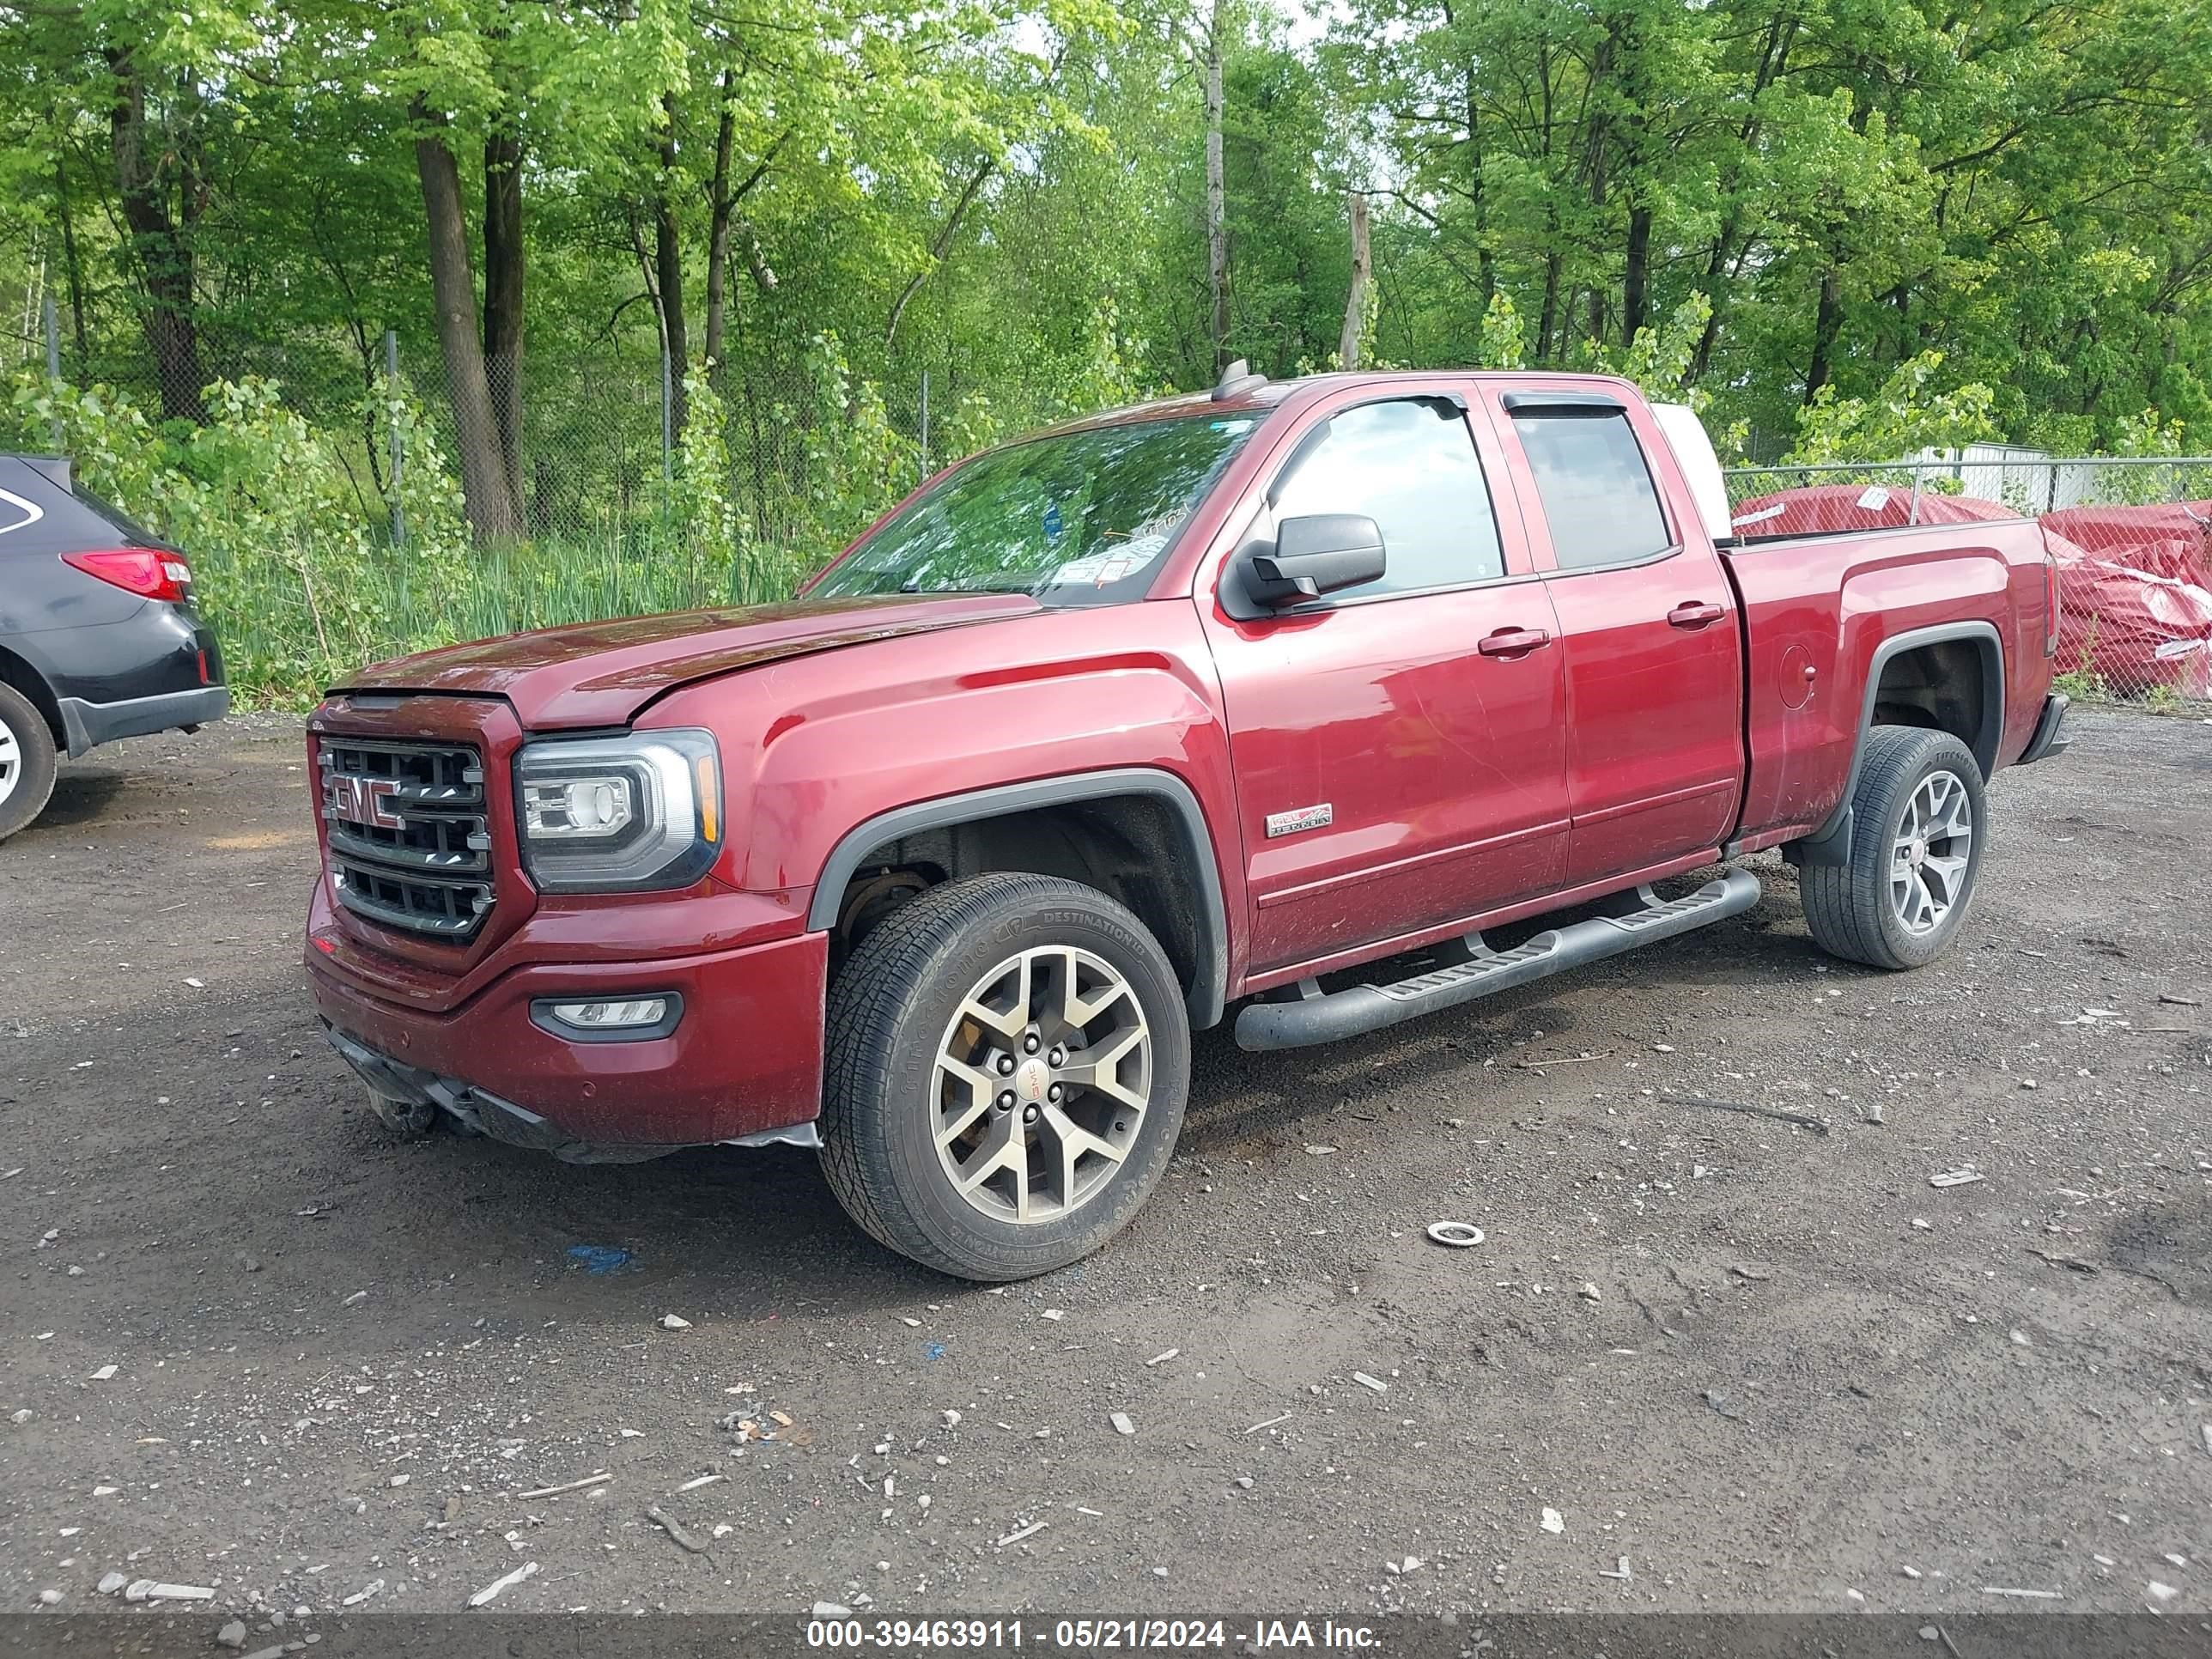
(0, 453), (228, 840)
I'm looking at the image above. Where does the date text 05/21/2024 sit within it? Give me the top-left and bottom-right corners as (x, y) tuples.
(805, 1620), (1381, 1650)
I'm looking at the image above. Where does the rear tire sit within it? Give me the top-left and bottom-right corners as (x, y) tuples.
(1802, 726), (1986, 970)
(0, 680), (58, 843)
(819, 872), (1190, 1281)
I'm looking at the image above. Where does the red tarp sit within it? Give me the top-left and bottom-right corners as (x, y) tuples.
(2039, 501), (2212, 590)
(1729, 486), (2212, 699)
(1728, 483), (2016, 537)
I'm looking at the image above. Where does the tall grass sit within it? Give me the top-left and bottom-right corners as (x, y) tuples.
(9, 368), (860, 708)
(196, 534), (816, 706)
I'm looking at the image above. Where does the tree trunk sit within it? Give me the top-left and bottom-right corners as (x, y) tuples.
(482, 125), (526, 515)
(702, 73), (736, 376)
(1203, 0), (1229, 372)
(885, 157), (992, 352)
(106, 48), (206, 422)
(653, 91), (690, 441)
(1803, 267), (1844, 404)
(54, 151), (91, 369)
(1622, 204), (1651, 343)
(1465, 61), (1495, 305)
(1337, 191), (1371, 368)
(1537, 244), (1561, 362)
(414, 109), (519, 541)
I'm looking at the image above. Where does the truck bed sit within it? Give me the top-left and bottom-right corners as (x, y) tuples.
(1721, 516), (2054, 851)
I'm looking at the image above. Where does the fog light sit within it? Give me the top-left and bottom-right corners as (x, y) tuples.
(532, 994), (681, 1041)
(552, 998), (665, 1029)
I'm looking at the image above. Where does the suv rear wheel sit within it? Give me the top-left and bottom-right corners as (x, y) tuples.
(819, 872), (1190, 1281)
(1802, 725), (1986, 970)
(0, 680), (58, 843)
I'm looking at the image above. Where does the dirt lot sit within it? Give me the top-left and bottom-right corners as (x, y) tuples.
(1, 709), (2207, 1628)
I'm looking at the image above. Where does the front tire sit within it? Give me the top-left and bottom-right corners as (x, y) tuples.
(819, 872), (1190, 1281)
(1802, 726), (1986, 970)
(0, 680), (59, 843)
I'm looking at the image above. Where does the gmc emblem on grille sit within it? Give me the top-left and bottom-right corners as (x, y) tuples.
(325, 774), (405, 831)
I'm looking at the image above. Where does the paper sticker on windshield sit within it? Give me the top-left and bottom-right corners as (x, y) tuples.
(1049, 555), (1132, 588)
(1856, 486), (1891, 510)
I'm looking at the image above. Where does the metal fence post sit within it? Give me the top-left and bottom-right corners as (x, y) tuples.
(42, 293), (62, 449)
(1909, 459), (1923, 525)
(384, 330), (406, 550)
(661, 343), (675, 487)
(659, 342), (675, 545)
(919, 369), (931, 483)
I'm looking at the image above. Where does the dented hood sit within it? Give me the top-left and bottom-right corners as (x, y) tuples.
(334, 592), (1042, 728)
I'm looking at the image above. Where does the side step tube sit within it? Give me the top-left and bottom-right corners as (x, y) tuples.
(1235, 867), (1763, 1051)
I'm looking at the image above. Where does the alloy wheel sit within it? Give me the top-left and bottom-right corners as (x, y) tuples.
(1889, 769), (1974, 935)
(932, 945), (1152, 1224)
(0, 714), (20, 810)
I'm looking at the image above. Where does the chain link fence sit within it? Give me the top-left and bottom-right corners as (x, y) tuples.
(1724, 456), (2212, 711)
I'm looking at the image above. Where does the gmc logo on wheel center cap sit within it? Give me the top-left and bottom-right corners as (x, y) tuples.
(325, 773), (404, 831)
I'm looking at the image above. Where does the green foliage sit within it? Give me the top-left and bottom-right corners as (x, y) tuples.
(1475, 294), (1528, 372)
(3, 368), (832, 705)
(1585, 293), (1714, 411)
(660, 362), (746, 598)
(7, 0), (2212, 709)
(1785, 353), (2002, 465)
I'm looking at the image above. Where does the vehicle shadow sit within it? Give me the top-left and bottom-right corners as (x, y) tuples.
(27, 766), (128, 829)
(288, 869), (1839, 1311)
(1176, 867), (1832, 1158)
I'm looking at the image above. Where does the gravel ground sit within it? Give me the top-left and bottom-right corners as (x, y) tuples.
(0, 708), (2207, 1630)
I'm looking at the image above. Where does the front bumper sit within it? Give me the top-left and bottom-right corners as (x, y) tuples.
(306, 918), (829, 1156)
(2016, 691), (2071, 765)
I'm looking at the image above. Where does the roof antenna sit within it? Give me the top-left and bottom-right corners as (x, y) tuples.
(1212, 358), (1264, 401)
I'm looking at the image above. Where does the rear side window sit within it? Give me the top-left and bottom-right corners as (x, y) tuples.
(0, 483), (40, 539)
(1510, 410), (1672, 570)
(1269, 398), (1504, 598)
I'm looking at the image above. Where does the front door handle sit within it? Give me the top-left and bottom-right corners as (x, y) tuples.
(1668, 601), (1725, 629)
(1478, 626), (1553, 659)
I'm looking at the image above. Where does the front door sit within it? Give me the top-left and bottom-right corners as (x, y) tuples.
(1200, 389), (1572, 982)
(1492, 389), (1745, 886)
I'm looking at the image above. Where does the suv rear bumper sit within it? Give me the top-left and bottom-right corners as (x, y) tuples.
(59, 684), (230, 756)
(305, 903), (828, 1154)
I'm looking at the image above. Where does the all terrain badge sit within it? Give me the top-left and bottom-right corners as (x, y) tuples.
(1265, 802), (1333, 838)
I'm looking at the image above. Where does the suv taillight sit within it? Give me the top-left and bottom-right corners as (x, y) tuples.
(64, 547), (192, 603)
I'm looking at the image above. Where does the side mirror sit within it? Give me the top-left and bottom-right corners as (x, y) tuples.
(1242, 514), (1387, 608)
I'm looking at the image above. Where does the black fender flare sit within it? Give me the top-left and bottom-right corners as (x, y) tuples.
(1790, 620), (2003, 868)
(805, 767), (1231, 1029)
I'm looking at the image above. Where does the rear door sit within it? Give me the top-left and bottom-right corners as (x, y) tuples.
(1198, 386), (1571, 981)
(1486, 386), (1745, 888)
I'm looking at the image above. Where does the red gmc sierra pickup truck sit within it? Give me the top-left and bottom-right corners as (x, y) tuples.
(305, 366), (2069, 1279)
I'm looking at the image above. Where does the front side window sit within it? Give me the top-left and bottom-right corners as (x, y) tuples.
(1510, 409), (1673, 570)
(1269, 398), (1505, 598)
(811, 414), (1256, 607)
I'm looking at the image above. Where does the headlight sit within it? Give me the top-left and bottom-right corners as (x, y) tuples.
(514, 729), (721, 892)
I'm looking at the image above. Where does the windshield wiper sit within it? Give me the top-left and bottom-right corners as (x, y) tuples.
(896, 578), (1040, 597)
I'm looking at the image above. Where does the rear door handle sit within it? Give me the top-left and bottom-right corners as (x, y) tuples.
(1477, 627), (1552, 658)
(1668, 601), (1725, 629)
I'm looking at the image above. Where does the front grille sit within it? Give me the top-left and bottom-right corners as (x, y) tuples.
(319, 737), (495, 940)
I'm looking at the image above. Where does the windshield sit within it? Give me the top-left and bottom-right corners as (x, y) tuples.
(811, 413), (1258, 606)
